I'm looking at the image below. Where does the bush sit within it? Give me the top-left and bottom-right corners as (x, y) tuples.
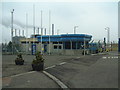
(32, 52), (44, 71)
(15, 53), (24, 65)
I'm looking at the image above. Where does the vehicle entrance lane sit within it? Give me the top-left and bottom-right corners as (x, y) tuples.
(45, 53), (118, 88)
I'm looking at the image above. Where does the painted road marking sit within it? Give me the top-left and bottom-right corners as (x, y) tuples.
(45, 62), (67, 70)
(45, 65), (56, 70)
(3, 62), (68, 88)
(10, 71), (36, 78)
(76, 57), (80, 59)
(59, 62), (66, 65)
(91, 54), (97, 56)
(98, 53), (106, 55)
(3, 62), (67, 78)
(102, 56), (118, 59)
(102, 57), (107, 59)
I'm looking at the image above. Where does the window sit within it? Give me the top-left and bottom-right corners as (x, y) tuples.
(54, 45), (62, 49)
(59, 46), (62, 49)
(64, 42), (71, 49)
(53, 42), (58, 44)
(54, 45), (57, 49)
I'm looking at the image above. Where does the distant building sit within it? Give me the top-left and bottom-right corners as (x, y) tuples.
(13, 36), (25, 44)
(20, 34), (92, 55)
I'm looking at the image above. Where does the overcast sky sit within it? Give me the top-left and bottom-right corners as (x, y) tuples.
(1, 1), (118, 43)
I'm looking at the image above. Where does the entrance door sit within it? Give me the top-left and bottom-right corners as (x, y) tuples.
(44, 44), (47, 52)
(31, 44), (36, 55)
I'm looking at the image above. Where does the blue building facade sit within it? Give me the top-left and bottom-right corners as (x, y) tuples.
(37, 34), (92, 50)
(31, 34), (92, 55)
(21, 34), (92, 55)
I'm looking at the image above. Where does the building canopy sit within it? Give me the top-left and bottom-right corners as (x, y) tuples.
(37, 34), (92, 42)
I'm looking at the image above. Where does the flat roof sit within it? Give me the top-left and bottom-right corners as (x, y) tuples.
(37, 34), (92, 42)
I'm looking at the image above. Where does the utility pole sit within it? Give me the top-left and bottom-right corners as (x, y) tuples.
(49, 10), (51, 55)
(41, 10), (43, 54)
(11, 9), (14, 54)
(84, 37), (86, 56)
(32, 4), (36, 55)
(26, 13), (28, 55)
(15, 29), (17, 36)
(33, 4), (35, 36)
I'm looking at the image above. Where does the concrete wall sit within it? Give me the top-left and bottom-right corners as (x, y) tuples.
(21, 42), (86, 55)
(112, 44), (118, 51)
(21, 43), (32, 54)
(62, 49), (83, 55)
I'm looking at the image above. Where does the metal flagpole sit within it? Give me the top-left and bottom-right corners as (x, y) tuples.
(49, 10), (51, 55)
(11, 9), (14, 54)
(84, 36), (86, 56)
(26, 13), (28, 55)
(41, 10), (43, 54)
(32, 4), (35, 55)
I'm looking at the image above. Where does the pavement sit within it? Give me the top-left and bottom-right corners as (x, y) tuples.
(2, 51), (118, 88)
(2, 71), (59, 88)
(2, 54), (82, 88)
(45, 51), (118, 88)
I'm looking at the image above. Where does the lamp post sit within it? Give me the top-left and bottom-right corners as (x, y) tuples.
(26, 13), (28, 55)
(84, 37), (86, 56)
(41, 10), (43, 54)
(48, 10), (51, 55)
(11, 9), (14, 54)
(74, 26), (78, 34)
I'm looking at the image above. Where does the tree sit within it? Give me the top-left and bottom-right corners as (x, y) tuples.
(7, 41), (12, 52)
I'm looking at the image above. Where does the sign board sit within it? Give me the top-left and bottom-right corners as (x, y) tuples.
(32, 44), (36, 55)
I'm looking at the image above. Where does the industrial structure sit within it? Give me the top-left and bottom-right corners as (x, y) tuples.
(20, 34), (92, 55)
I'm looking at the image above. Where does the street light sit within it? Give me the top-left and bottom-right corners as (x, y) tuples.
(11, 9), (14, 54)
(41, 10), (43, 54)
(74, 26), (78, 34)
(48, 10), (51, 55)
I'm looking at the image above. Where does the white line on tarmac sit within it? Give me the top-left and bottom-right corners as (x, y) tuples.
(10, 71), (36, 78)
(59, 62), (66, 65)
(98, 53), (106, 55)
(102, 57), (107, 59)
(102, 56), (118, 59)
(76, 57), (80, 59)
(43, 71), (68, 88)
(45, 65), (56, 70)
(91, 54), (97, 56)
(4, 62), (67, 78)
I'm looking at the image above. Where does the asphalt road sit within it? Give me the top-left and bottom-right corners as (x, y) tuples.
(2, 54), (80, 77)
(45, 51), (118, 88)
(2, 51), (118, 88)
